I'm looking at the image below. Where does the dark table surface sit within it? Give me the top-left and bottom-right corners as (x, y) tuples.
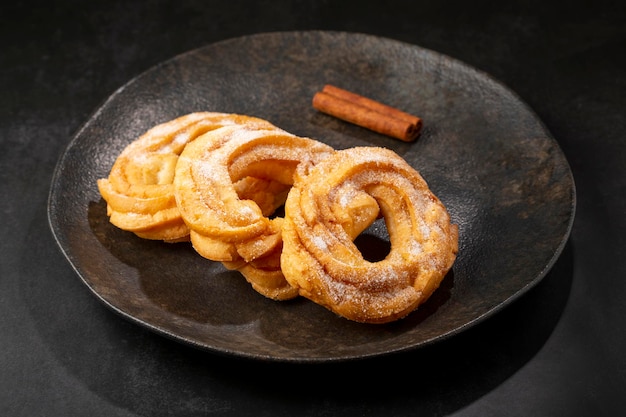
(2, 1), (625, 416)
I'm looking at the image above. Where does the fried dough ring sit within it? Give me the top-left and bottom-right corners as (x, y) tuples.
(173, 124), (336, 300)
(281, 147), (459, 323)
(97, 112), (278, 242)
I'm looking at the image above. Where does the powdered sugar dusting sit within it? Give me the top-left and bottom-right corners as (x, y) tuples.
(195, 158), (225, 183)
(409, 239), (423, 255)
(312, 235), (328, 251)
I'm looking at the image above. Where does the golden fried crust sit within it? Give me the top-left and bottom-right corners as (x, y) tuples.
(281, 147), (458, 323)
(173, 124), (335, 300)
(97, 112), (278, 242)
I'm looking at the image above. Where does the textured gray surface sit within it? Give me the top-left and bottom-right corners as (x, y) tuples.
(3, 1), (625, 415)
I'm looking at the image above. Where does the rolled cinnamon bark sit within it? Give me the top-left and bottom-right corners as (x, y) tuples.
(312, 85), (422, 142)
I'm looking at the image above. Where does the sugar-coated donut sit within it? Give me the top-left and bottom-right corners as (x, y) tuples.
(97, 112), (278, 242)
(281, 146), (458, 323)
(173, 124), (336, 300)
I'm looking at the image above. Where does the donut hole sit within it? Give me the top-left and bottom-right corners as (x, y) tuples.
(353, 217), (391, 262)
(232, 176), (291, 218)
(230, 159), (299, 219)
(269, 203), (285, 219)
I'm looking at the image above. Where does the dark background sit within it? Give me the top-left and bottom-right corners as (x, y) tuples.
(2, 1), (625, 416)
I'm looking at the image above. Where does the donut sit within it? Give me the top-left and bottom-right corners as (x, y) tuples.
(281, 146), (458, 323)
(97, 112), (279, 242)
(173, 124), (336, 300)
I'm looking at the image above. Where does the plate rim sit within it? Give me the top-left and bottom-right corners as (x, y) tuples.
(47, 30), (577, 363)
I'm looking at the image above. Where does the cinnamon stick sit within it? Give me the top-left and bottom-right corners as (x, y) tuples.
(312, 85), (422, 142)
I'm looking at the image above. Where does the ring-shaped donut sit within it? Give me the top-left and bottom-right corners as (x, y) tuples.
(173, 124), (336, 300)
(97, 112), (278, 242)
(281, 146), (459, 323)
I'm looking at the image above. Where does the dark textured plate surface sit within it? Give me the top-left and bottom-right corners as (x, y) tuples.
(48, 31), (575, 362)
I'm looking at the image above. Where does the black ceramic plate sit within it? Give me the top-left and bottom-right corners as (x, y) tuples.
(48, 31), (575, 362)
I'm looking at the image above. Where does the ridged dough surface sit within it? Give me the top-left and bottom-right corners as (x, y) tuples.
(173, 124), (335, 300)
(97, 112), (277, 242)
(281, 146), (459, 323)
